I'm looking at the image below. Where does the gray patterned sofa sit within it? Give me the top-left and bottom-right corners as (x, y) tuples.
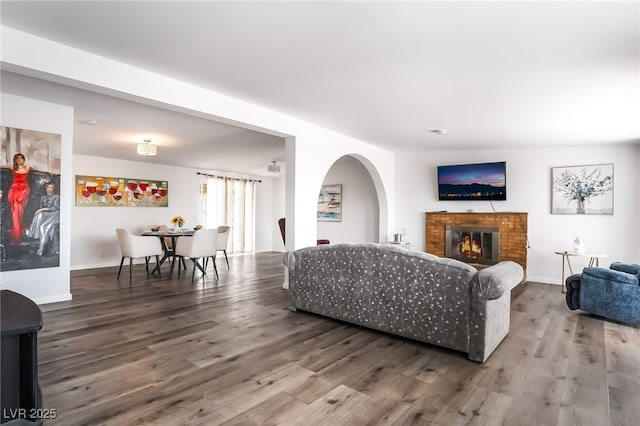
(284, 243), (524, 362)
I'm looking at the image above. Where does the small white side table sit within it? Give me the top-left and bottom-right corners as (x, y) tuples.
(390, 241), (411, 250)
(555, 250), (607, 293)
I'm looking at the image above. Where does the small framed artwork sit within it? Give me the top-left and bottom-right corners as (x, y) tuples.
(551, 164), (613, 214)
(317, 184), (342, 222)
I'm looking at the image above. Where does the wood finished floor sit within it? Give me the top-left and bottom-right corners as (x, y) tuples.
(37, 252), (639, 425)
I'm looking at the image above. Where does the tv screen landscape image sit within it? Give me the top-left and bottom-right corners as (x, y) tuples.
(437, 161), (507, 201)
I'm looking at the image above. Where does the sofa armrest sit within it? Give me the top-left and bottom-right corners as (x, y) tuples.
(471, 261), (524, 301)
(283, 251), (297, 309)
(565, 273), (582, 310)
(283, 251), (295, 271)
(467, 261), (524, 362)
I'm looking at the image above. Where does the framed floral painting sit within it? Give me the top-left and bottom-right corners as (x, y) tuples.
(551, 164), (613, 214)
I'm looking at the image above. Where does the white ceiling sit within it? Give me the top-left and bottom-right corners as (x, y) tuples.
(0, 71), (287, 177)
(1, 1), (638, 175)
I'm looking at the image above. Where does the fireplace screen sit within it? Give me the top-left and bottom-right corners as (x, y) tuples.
(445, 226), (500, 265)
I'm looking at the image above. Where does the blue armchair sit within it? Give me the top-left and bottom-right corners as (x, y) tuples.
(566, 262), (640, 325)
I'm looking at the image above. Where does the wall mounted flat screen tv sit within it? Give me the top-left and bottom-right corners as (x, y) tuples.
(437, 161), (507, 201)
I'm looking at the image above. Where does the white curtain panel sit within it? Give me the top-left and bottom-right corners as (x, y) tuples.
(203, 176), (255, 253)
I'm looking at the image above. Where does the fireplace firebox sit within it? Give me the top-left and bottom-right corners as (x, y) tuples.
(445, 226), (500, 265)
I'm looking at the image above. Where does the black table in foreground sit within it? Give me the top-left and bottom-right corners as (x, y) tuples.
(1, 290), (44, 425)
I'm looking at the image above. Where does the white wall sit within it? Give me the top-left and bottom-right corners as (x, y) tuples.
(318, 155), (379, 244)
(72, 154), (280, 269)
(1, 27), (396, 255)
(255, 175), (286, 253)
(286, 135), (394, 251)
(72, 155), (199, 268)
(269, 175), (286, 251)
(395, 144), (640, 285)
(15, 25), (634, 291)
(0, 93), (73, 303)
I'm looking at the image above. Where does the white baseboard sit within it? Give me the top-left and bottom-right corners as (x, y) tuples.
(526, 275), (561, 285)
(33, 293), (72, 305)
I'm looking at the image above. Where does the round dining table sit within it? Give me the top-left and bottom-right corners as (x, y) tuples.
(142, 229), (195, 275)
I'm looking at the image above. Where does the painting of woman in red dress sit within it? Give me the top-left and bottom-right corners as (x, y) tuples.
(2, 127), (61, 272)
(5, 153), (31, 243)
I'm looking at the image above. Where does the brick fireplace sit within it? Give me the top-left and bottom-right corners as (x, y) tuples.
(446, 225), (500, 265)
(425, 212), (528, 270)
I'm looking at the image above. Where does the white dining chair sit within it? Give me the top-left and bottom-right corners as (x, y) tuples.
(174, 228), (218, 281)
(216, 225), (231, 269)
(115, 228), (164, 284)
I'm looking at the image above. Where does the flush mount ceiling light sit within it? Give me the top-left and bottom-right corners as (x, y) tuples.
(267, 161), (281, 173)
(429, 129), (448, 135)
(137, 138), (157, 156)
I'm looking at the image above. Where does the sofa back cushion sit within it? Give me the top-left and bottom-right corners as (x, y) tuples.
(583, 267), (639, 286)
(609, 262), (640, 279)
(289, 243), (477, 352)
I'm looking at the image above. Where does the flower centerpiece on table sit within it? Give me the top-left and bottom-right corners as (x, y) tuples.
(170, 215), (186, 229)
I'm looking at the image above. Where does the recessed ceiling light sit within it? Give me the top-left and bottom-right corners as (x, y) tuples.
(84, 119), (98, 125)
(429, 129), (448, 135)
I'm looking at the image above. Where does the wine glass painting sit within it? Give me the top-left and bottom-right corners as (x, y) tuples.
(75, 175), (169, 207)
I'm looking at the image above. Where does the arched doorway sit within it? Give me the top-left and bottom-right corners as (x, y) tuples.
(317, 155), (382, 244)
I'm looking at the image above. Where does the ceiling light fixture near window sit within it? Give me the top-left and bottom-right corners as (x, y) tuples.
(430, 129), (448, 135)
(137, 138), (157, 156)
(267, 161), (281, 173)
